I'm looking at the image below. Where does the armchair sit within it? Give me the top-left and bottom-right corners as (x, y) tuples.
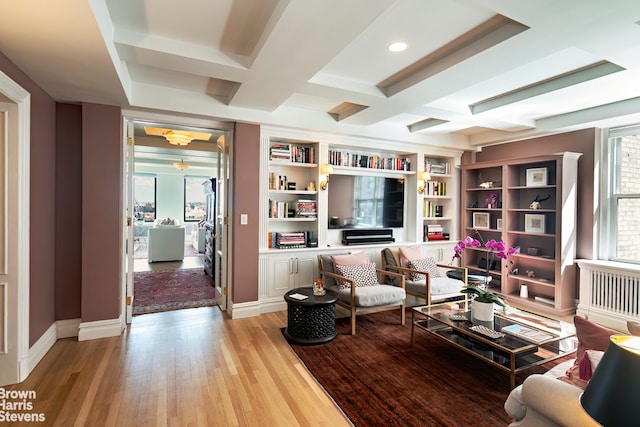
(317, 253), (406, 335)
(381, 247), (467, 306)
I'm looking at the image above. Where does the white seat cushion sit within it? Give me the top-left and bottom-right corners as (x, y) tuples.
(405, 276), (464, 296)
(329, 284), (406, 307)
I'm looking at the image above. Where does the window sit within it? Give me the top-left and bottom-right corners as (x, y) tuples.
(184, 176), (208, 222)
(134, 174), (156, 222)
(603, 126), (640, 263)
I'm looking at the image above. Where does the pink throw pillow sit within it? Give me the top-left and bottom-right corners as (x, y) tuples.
(331, 252), (367, 267)
(399, 246), (424, 278)
(628, 320), (640, 336)
(573, 316), (618, 362)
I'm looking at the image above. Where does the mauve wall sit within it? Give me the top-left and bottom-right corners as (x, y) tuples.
(55, 104), (83, 320)
(232, 122), (260, 303)
(461, 128), (596, 260)
(81, 103), (122, 321)
(0, 51), (57, 346)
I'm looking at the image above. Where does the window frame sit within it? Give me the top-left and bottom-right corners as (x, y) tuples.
(134, 173), (157, 223)
(601, 124), (640, 264)
(183, 175), (209, 222)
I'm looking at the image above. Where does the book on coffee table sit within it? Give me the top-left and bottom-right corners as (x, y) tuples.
(501, 324), (554, 344)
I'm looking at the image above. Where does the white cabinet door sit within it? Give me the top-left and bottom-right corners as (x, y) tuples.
(294, 256), (316, 287)
(268, 256), (296, 297)
(424, 242), (456, 263)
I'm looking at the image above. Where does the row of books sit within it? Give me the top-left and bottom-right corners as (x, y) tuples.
(267, 231), (316, 249)
(268, 199), (317, 219)
(328, 150), (410, 171)
(269, 143), (316, 164)
(423, 180), (447, 196)
(268, 173), (298, 191)
(425, 159), (451, 175)
(423, 201), (444, 218)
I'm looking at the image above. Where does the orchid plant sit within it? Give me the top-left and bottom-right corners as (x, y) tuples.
(452, 233), (519, 307)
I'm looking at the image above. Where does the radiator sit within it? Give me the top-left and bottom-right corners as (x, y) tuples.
(576, 260), (640, 332)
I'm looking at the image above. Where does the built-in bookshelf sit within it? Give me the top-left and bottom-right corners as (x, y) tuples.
(460, 152), (581, 316)
(328, 148), (411, 171)
(422, 156), (455, 242)
(266, 139), (319, 248)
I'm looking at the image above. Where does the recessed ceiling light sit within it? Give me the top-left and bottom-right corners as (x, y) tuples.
(387, 42), (407, 53)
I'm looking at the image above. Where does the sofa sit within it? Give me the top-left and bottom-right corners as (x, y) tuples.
(147, 225), (185, 262)
(505, 317), (640, 426)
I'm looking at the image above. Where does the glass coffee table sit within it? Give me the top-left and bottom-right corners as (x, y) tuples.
(411, 304), (577, 389)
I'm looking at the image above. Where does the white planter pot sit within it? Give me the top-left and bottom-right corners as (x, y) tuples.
(471, 301), (494, 322)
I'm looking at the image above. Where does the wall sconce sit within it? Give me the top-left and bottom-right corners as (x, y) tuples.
(320, 164), (334, 190)
(417, 171), (431, 194)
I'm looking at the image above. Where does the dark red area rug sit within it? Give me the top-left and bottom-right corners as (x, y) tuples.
(287, 309), (569, 427)
(133, 268), (216, 315)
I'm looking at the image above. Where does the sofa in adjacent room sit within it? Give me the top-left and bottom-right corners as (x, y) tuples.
(147, 223), (185, 262)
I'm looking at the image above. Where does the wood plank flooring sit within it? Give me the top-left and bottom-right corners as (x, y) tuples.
(6, 308), (351, 427)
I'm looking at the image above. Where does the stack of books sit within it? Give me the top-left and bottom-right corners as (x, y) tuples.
(270, 143), (291, 161)
(425, 224), (446, 241)
(501, 324), (554, 344)
(295, 199), (317, 218)
(274, 232), (306, 249)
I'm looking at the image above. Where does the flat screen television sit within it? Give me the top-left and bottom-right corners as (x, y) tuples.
(328, 175), (405, 228)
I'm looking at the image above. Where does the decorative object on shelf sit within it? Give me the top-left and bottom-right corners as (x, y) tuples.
(526, 167), (548, 186)
(417, 171), (432, 194)
(496, 218), (503, 229)
(472, 212), (490, 229)
(519, 284), (529, 298)
(524, 213), (546, 233)
(313, 278), (326, 296)
(485, 192), (499, 208)
(529, 193), (551, 209)
(319, 164), (333, 190)
(173, 159), (189, 171)
(526, 269), (536, 278)
(306, 180), (316, 191)
(527, 247), (540, 256)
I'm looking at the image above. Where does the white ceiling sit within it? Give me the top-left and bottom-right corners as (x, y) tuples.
(2, 0), (640, 150)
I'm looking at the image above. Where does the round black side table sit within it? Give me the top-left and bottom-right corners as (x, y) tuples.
(284, 287), (339, 345)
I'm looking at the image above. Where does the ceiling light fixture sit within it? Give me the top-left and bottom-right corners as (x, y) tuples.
(173, 159), (190, 171)
(387, 42), (407, 53)
(163, 130), (194, 146)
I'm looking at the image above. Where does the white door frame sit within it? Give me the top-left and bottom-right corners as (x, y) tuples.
(123, 120), (135, 323)
(0, 70), (30, 385)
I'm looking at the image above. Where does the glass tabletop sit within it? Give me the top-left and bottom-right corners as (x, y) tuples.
(413, 303), (577, 356)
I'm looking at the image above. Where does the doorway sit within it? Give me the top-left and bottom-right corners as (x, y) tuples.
(123, 118), (231, 321)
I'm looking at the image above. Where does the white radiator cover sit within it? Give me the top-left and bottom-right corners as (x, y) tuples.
(577, 259), (640, 332)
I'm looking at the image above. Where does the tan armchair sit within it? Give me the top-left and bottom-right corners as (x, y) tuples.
(317, 254), (406, 335)
(381, 247), (468, 307)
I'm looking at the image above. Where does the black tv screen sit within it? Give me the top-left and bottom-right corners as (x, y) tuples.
(328, 175), (405, 228)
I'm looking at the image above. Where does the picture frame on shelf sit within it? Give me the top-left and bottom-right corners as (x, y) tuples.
(525, 214), (545, 233)
(526, 167), (547, 186)
(496, 218), (503, 229)
(472, 212), (490, 229)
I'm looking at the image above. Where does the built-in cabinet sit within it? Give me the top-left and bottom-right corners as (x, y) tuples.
(460, 152), (581, 316)
(258, 127), (462, 311)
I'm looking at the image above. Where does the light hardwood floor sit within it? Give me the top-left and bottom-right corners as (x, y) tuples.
(7, 308), (351, 427)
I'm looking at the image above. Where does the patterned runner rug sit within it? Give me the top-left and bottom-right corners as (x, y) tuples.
(133, 268), (216, 315)
(286, 309), (569, 426)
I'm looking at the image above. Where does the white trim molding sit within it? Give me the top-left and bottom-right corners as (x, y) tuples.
(228, 300), (261, 319)
(57, 318), (81, 339)
(28, 323), (56, 374)
(78, 318), (124, 341)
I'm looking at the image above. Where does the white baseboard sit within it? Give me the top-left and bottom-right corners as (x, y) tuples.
(28, 323), (57, 375)
(259, 298), (287, 314)
(78, 317), (124, 341)
(229, 300), (262, 319)
(57, 318), (81, 339)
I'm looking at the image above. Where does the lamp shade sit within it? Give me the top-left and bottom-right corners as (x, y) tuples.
(580, 335), (640, 427)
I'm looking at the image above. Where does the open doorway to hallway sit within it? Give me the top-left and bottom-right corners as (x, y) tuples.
(128, 120), (225, 316)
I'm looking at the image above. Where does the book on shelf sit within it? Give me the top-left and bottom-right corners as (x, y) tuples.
(270, 143), (291, 161)
(271, 231), (307, 249)
(534, 295), (555, 306)
(295, 199), (317, 217)
(328, 149), (410, 171)
(423, 200), (443, 217)
(501, 323), (554, 344)
(425, 159), (451, 175)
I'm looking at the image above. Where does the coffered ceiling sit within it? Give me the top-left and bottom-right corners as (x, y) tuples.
(2, 0), (640, 149)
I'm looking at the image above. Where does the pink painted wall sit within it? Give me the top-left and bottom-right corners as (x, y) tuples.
(55, 103), (83, 320)
(0, 51), (57, 346)
(461, 128), (596, 260)
(81, 103), (123, 321)
(232, 122), (260, 303)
